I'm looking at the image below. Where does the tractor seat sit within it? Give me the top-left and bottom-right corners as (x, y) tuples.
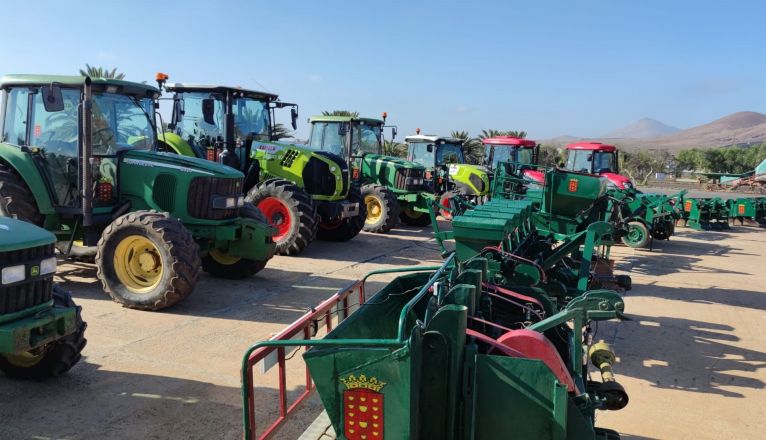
(496, 329), (579, 393)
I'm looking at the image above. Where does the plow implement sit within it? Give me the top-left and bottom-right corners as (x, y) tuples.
(679, 197), (731, 230)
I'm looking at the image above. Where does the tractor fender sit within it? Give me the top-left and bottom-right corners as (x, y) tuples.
(0, 143), (55, 214)
(158, 132), (197, 157)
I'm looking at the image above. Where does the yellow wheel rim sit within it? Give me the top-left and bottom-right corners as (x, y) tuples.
(403, 208), (423, 219)
(4, 350), (43, 368)
(364, 195), (383, 224)
(209, 249), (241, 265)
(113, 235), (164, 293)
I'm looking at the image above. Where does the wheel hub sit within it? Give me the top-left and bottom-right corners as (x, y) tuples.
(113, 235), (164, 294)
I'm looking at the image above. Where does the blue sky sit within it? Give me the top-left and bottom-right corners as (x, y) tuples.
(1, 0), (764, 140)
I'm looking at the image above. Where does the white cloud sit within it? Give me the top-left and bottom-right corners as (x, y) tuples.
(456, 105), (468, 113)
(308, 74), (322, 82)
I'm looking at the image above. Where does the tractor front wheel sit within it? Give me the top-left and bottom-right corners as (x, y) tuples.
(317, 186), (367, 241)
(361, 185), (400, 233)
(202, 203), (271, 278)
(96, 211), (201, 311)
(0, 286), (87, 380)
(400, 207), (431, 227)
(0, 164), (44, 225)
(247, 179), (317, 256)
(621, 221), (651, 248)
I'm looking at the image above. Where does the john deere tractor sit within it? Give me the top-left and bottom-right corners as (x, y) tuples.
(308, 114), (431, 232)
(156, 78), (364, 255)
(405, 133), (490, 218)
(0, 217), (86, 379)
(0, 74), (276, 311)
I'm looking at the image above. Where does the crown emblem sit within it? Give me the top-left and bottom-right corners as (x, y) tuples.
(340, 374), (386, 392)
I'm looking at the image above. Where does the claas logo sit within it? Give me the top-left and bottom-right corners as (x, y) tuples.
(567, 178), (579, 192)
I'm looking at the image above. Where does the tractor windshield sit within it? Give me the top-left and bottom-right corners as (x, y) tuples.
(91, 93), (156, 154)
(437, 143), (464, 165)
(351, 122), (382, 156)
(566, 150), (616, 174)
(408, 142), (435, 167)
(173, 92), (224, 150)
(233, 97), (270, 141)
(485, 145), (534, 168)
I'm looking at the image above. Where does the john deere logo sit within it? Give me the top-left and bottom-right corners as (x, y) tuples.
(30, 266), (40, 277)
(341, 374), (385, 439)
(567, 178), (579, 192)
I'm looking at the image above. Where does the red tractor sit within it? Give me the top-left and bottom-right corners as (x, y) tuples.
(482, 136), (544, 184)
(564, 142), (634, 190)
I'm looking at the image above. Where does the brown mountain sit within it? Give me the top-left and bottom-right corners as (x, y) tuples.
(542, 111), (766, 152)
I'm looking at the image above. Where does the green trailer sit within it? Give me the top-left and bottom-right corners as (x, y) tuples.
(0, 217), (86, 379)
(157, 77), (365, 255)
(307, 115), (434, 232)
(0, 74), (276, 310)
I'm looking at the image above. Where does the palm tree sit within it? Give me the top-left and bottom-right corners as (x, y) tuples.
(506, 130), (527, 139)
(79, 64), (126, 80)
(321, 110), (359, 117)
(450, 130), (484, 164)
(271, 123), (293, 140)
(478, 129), (527, 140)
(383, 140), (406, 157)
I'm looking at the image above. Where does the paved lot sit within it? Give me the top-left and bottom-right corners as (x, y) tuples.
(1, 222), (764, 439)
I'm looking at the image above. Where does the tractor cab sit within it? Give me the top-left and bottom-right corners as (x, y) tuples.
(308, 115), (388, 164)
(482, 136), (544, 184)
(160, 82), (298, 170)
(564, 142), (633, 190)
(405, 134), (490, 198)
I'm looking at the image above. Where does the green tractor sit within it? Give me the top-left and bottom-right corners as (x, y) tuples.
(405, 133), (490, 218)
(0, 217), (86, 379)
(0, 74), (276, 311)
(156, 78), (364, 255)
(308, 114), (432, 232)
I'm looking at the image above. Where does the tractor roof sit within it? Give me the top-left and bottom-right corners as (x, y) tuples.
(0, 74), (160, 98)
(166, 83), (279, 101)
(482, 136), (537, 147)
(566, 142), (616, 152)
(309, 115), (384, 125)
(404, 135), (464, 145)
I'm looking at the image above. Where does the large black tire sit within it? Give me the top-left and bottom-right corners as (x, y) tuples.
(202, 203), (272, 279)
(399, 206), (431, 227)
(96, 211), (200, 311)
(361, 184), (400, 233)
(0, 285), (87, 380)
(317, 185), (367, 241)
(0, 163), (44, 225)
(246, 179), (317, 256)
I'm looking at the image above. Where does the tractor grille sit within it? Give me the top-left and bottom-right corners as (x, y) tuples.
(152, 174), (177, 212)
(0, 244), (55, 315)
(187, 176), (243, 220)
(394, 168), (426, 191)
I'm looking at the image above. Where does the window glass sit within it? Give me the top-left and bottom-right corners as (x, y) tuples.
(408, 142), (434, 167)
(309, 122), (325, 149)
(436, 143), (464, 165)
(90, 93), (155, 155)
(593, 152), (615, 173)
(233, 97), (269, 140)
(316, 122), (345, 156)
(351, 122), (381, 155)
(175, 92), (224, 149)
(2, 88), (30, 145)
(567, 150), (593, 173)
(29, 88), (81, 156)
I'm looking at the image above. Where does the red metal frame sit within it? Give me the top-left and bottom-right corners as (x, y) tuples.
(243, 279), (366, 439)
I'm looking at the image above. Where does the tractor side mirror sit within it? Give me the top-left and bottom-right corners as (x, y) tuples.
(202, 98), (216, 125)
(426, 144), (434, 153)
(290, 107), (298, 130)
(338, 123), (347, 136)
(587, 154), (593, 162)
(391, 127), (397, 140)
(41, 85), (64, 112)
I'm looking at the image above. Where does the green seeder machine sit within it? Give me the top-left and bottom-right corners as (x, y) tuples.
(727, 197), (766, 226)
(678, 197), (731, 231)
(242, 165), (631, 439)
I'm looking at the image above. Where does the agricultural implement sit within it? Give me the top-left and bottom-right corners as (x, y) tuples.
(678, 197), (730, 230)
(404, 133), (490, 218)
(157, 77), (364, 255)
(607, 189), (685, 248)
(241, 163), (632, 439)
(727, 197), (766, 226)
(0, 74), (276, 310)
(0, 217), (86, 379)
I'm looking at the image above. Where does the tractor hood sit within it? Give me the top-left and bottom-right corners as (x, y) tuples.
(0, 218), (56, 252)
(602, 172), (633, 190)
(447, 164), (491, 196)
(122, 150), (244, 179)
(363, 153), (422, 170)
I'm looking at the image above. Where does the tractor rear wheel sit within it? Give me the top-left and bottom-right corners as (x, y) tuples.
(400, 207), (431, 227)
(317, 185), (367, 241)
(621, 220), (651, 248)
(0, 286), (87, 380)
(96, 211), (200, 311)
(361, 185), (399, 233)
(202, 203), (271, 278)
(438, 190), (461, 220)
(247, 179), (317, 255)
(0, 164), (44, 226)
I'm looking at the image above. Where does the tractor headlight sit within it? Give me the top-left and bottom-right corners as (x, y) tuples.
(212, 195), (245, 209)
(1, 265), (26, 285)
(40, 257), (57, 276)
(405, 177), (423, 186)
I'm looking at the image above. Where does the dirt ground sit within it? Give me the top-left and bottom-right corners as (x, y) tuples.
(1, 222), (764, 439)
